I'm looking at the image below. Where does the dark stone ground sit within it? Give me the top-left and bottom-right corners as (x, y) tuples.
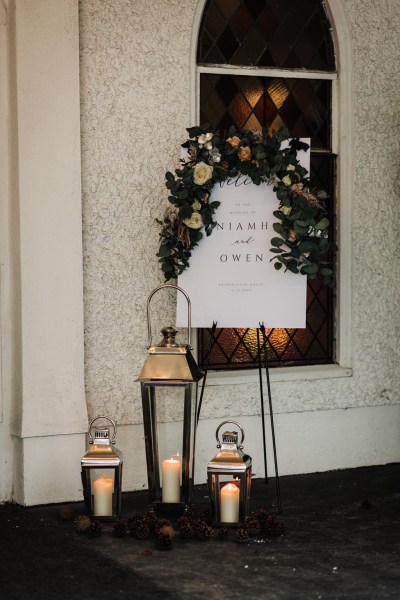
(1, 464), (399, 599)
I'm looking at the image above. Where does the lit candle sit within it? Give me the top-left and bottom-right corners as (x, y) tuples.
(220, 482), (240, 523)
(162, 457), (181, 503)
(93, 477), (113, 516)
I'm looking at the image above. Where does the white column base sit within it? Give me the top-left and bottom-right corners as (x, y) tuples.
(13, 404), (400, 506)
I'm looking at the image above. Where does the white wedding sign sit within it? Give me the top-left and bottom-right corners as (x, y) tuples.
(177, 141), (309, 328)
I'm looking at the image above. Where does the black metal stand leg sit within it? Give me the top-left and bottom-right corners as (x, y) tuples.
(257, 328), (268, 484)
(259, 323), (283, 514)
(196, 322), (218, 426)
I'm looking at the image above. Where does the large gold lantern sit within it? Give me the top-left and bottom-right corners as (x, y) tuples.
(207, 420), (252, 526)
(80, 416), (123, 521)
(136, 284), (203, 513)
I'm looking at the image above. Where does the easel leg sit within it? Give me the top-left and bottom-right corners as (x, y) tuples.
(257, 328), (268, 484)
(258, 323), (283, 514)
(196, 322), (217, 426)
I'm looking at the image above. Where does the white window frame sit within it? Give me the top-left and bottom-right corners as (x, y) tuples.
(189, 0), (353, 384)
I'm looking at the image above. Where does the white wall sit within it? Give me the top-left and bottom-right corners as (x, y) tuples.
(79, 0), (400, 493)
(0, 0), (87, 505)
(1, 0), (400, 505)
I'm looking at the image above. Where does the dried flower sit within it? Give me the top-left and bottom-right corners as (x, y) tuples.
(288, 229), (297, 242)
(183, 212), (203, 229)
(209, 148), (221, 163)
(238, 146), (252, 162)
(226, 136), (241, 148)
(291, 183), (304, 194)
(193, 161), (213, 185)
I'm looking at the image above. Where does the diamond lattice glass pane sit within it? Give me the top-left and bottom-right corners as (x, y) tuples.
(200, 74), (331, 151)
(198, 0), (335, 71)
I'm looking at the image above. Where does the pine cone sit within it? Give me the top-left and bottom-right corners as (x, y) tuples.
(236, 527), (250, 544)
(255, 506), (269, 526)
(89, 519), (102, 536)
(156, 525), (175, 551)
(197, 506), (211, 524)
(74, 514), (91, 534)
(113, 520), (128, 537)
(264, 514), (285, 536)
(183, 503), (197, 523)
(194, 520), (214, 541)
(245, 517), (261, 536)
(177, 516), (193, 538)
(131, 521), (151, 540)
(144, 509), (158, 529)
(218, 527), (230, 540)
(155, 518), (172, 534)
(127, 511), (145, 530)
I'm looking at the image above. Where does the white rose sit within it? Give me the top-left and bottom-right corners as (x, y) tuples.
(198, 132), (213, 145)
(282, 175), (292, 186)
(183, 212), (203, 229)
(193, 161), (213, 185)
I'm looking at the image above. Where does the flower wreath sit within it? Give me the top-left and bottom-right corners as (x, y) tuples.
(157, 125), (336, 286)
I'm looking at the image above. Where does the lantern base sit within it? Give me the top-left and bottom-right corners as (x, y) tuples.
(211, 520), (244, 528)
(151, 501), (186, 519)
(89, 513), (120, 522)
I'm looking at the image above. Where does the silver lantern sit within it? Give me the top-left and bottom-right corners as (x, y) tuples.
(136, 284), (203, 514)
(207, 420), (252, 526)
(81, 416), (123, 521)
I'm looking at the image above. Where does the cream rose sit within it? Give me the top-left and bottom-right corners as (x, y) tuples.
(281, 206), (292, 216)
(193, 161), (213, 185)
(286, 164), (296, 171)
(238, 146), (252, 162)
(191, 200), (202, 211)
(282, 175), (292, 186)
(183, 212), (203, 229)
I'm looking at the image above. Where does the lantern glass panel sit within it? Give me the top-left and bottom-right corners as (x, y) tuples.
(81, 465), (121, 520)
(141, 381), (198, 507)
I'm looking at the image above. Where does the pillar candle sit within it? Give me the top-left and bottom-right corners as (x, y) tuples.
(162, 457), (181, 503)
(220, 482), (240, 523)
(93, 477), (113, 516)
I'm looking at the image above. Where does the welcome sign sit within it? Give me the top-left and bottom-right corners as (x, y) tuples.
(177, 142), (309, 328)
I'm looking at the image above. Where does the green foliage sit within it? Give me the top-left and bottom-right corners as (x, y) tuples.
(156, 125), (336, 286)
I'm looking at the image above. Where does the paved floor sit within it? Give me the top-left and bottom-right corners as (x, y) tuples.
(1, 463), (399, 599)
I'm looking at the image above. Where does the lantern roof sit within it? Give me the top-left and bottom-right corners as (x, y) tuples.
(136, 326), (203, 383)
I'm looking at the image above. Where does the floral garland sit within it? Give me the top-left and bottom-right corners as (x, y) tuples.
(157, 125), (336, 286)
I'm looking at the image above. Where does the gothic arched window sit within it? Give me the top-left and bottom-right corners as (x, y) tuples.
(196, 0), (337, 369)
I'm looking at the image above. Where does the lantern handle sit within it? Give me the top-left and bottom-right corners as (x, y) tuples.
(88, 416), (117, 445)
(216, 420), (245, 449)
(146, 284), (192, 348)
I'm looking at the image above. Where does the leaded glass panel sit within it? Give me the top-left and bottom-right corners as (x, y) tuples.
(197, 0), (336, 370)
(198, 0), (335, 71)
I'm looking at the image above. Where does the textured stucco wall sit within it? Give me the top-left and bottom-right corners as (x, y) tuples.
(79, 0), (400, 428)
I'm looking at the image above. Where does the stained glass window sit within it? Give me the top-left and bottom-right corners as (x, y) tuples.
(196, 0), (336, 370)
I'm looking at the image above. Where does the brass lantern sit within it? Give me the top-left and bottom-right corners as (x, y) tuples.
(81, 416), (123, 521)
(136, 284), (203, 513)
(207, 420), (252, 526)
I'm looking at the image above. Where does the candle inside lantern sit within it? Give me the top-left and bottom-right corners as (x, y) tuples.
(93, 477), (113, 516)
(220, 482), (240, 523)
(162, 456), (181, 503)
